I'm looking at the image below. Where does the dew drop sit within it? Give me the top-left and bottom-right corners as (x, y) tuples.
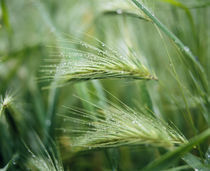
(116, 9), (122, 14)
(138, 123), (142, 127)
(132, 120), (137, 124)
(184, 46), (190, 52)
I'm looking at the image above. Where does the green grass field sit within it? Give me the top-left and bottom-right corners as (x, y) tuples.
(0, 0), (210, 170)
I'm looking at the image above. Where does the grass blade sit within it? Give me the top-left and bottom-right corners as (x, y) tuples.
(98, 0), (150, 21)
(58, 96), (186, 151)
(143, 128), (210, 171)
(182, 153), (209, 171)
(131, 0), (207, 92)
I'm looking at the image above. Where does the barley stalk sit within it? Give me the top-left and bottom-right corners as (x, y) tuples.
(58, 98), (187, 151)
(40, 37), (157, 87)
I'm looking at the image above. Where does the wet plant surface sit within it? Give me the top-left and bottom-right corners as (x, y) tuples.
(0, 0), (210, 170)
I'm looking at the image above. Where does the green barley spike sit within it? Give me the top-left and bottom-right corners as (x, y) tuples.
(40, 37), (157, 87)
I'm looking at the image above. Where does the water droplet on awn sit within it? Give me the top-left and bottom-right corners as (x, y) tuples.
(184, 46), (189, 52)
(116, 9), (122, 14)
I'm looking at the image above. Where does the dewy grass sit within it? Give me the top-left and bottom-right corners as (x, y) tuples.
(23, 134), (64, 171)
(131, 0), (208, 91)
(98, 0), (150, 21)
(40, 37), (157, 87)
(131, 0), (200, 67)
(57, 98), (187, 151)
(1, 0), (209, 170)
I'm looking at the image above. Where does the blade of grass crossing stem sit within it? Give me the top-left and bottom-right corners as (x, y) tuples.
(162, 165), (191, 171)
(100, 0), (150, 21)
(143, 129), (210, 171)
(103, 10), (149, 21)
(131, 0), (208, 93)
(182, 153), (209, 170)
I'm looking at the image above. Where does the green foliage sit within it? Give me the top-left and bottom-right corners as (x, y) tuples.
(58, 97), (186, 151)
(40, 37), (157, 87)
(0, 0), (209, 170)
(144, 129), (210, 170)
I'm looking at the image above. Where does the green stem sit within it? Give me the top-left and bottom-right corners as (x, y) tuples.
(131, 0), (206, 83)
(143, 128), (210, 171)
(131, 1), (195, 63)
